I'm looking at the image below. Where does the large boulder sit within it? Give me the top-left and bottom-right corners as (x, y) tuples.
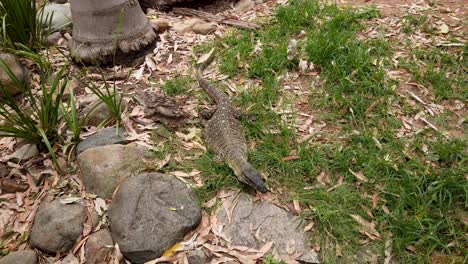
(0, 54), (28, 98)
(78, 144), (154, 198)
(109, 173), (201, 263)
(217, 194), (320, 263)
(76, 127), (127, 155)
(30, 198), (86, 253)
(39, 3), (72, 31)
(85, 229), (114, 264)
(0, 250), (37, 264)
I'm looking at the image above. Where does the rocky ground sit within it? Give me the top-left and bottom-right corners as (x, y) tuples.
(0, 0), (466, 263)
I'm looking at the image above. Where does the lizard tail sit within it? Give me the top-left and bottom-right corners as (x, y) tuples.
(240, 164), (268, 193)
(196, 52), (229, 104)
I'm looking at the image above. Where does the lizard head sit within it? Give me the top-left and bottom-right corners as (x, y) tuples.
(241, 167), (268, 193)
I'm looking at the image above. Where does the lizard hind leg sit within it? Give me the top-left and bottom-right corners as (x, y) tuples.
(200, 107), (216, 120)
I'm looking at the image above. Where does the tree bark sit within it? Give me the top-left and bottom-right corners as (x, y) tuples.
(69, 0), (156, 65)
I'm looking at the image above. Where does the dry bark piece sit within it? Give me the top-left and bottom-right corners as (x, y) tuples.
(0, 179), (29, 193)
(136, 90), (189, 128)
(69, 0), (157, 65)
(172, 8), (260, 30)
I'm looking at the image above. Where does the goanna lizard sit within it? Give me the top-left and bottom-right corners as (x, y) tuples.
(196, 55), (268, 193)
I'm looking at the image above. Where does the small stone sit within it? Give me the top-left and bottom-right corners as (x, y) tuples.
(85, 229), (114, 264)
(39, 3), (72, 31)
(187, 249), (208, 264)
(172, 18), (201, 34)
(0, 53), (28, 98)
(217, 194), (320, 263)
(82, 101), (115, 127)
(235, 0), (255, 13)
(55, 254), (78, 264)
(0, 250), (38, 264)
(9, 144), (39, 162)
(192, 22), (217, 35)
(151, 18), (171, 32)
(76, 127), (127, 155)
(109, 173), (201, 263)
(47, 32), (62, 46)
(30, 199), (86, 253)
(0, 179), (29, 193)
(57, 157), (68, 172)
(78, 144), (154, 198)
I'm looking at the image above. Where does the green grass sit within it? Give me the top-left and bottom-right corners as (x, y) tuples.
(401, 47), (467, 101)
(162, 76), (192, 96)
(186, 0), (467, 262)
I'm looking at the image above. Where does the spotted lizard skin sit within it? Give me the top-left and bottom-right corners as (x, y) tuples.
(196, 56), (268, 193)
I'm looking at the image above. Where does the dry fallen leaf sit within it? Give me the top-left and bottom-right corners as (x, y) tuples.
(303, 221), (315, 232)
(349, 169), (369, 183)
(350, 214), (381, 240)
(317, 171), (331, 185)
(437, 23), (449, 34)
(372, 193), (379, 209)
(335, 243), (343, 257)
(162, 243), (183, 257)
(282, 155), (301, 161)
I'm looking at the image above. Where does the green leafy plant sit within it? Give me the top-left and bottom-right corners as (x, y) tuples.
(0, 0), (51, 50)
(0, 60), (68, 148)
(76, 70), (124, 127)
(60, 84), (80, 144)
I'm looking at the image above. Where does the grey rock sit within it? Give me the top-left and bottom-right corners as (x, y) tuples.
(0, 250), (37, 264)
(85, 229), (114, 264)
(217, 194), (320, 263)
(51, 0), (68, 3)
(82, 101), (114, 127)
(78, 144), (154, 198)
(235, 0), (255, 13)
(187, 249), (208, 264)
(30, 199), (86, 253)
(76, 127), (127, 155)
(55, 254), (78, 264)
(192, 22), (217, 35)
(47, 32), (63, 46)
(39, 3), (72, 31)
(81, 95), (122, 127)
(0, 53), (28, 98)
(9, 144), (39, 162)
(109, 173), (201, 263)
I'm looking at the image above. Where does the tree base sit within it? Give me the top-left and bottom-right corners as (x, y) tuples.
(69, 28), (157, 66)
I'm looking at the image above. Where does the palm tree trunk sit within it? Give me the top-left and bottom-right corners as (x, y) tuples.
(69, 0), (156, 65)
